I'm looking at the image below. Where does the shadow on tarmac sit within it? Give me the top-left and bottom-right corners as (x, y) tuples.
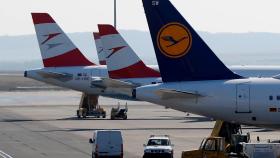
(0, 116), (191, 122)
(0, 116), (211, 122)
(34, 127), (216, 133)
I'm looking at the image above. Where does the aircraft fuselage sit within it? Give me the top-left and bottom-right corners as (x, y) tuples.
(25, 65), (161, 99)
(135, 78), (280, 128)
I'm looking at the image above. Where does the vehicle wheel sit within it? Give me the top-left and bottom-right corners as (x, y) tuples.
(102, 115), (106, 118)
(123, 115), (127, 120)
(92, 153), (99, 158)
(77, 110), (81, 118)
(82, 110), (87, 118)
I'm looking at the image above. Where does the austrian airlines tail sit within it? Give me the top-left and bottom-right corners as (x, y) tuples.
(93, 32), (107, 65)
(142, 0), (242, 82)
(31, 13), (95, 67)
(97, 24), (160, 79)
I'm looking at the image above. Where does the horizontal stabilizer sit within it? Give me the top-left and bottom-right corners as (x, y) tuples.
(37, 71), (73, 82)
(155, 89), (203, 100)
(91, 77), (138, 89)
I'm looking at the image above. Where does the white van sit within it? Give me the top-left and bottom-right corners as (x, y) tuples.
(89, 130), (123, 158)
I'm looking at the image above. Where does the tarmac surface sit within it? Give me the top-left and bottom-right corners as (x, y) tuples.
(0, 73), (64, 91)
(0, 91), (280, 158)
(0, 74), (279, 158)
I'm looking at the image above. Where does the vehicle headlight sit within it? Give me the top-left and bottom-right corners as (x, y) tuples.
(144, 149), (151, 153)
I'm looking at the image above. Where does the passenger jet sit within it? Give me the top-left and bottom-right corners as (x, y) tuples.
(26, 13), (280, 111)
(133, 0), (280, 128)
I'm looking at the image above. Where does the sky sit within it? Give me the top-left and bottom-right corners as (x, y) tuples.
(1, 0), (280, 36)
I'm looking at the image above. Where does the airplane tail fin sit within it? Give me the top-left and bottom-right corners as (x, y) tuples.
(93, 32), (107, 65)
(98, 24), (160, 79)
(142, 0), (242, 82)
(31, 13), (95, 67)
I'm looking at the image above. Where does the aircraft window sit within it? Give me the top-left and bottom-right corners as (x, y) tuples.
(277, 96), (280, 100)
(269, 108), (277, 112)
(269, 96), (273, 100)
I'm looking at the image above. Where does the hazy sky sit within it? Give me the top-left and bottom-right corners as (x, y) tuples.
(1, 0), (280, 36)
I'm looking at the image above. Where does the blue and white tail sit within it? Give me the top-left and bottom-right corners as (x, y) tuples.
(142, 0), (242, 82)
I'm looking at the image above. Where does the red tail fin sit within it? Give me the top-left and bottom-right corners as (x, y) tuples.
(98, 24), (160, 79)
(32, 13), (95, 67)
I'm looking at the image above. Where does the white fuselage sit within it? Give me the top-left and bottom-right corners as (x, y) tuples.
(25, 65), (161, 98)
(135, 77), (280, 128)
(26, 66), (107, 94)
(25, 65), (280, 99)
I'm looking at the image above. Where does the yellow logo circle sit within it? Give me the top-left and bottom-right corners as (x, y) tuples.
(157, 23), (192, 58)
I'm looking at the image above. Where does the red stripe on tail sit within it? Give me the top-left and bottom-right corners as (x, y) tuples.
(32, 13), (56, 24)
(43, 48), (95, 67)
(93, 32), (100, 39)
(98, 24), (119, 36)
(108, 61), (161, 79)
(99, 60), (106, 65)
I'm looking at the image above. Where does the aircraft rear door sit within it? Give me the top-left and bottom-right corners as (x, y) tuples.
(236, 83), (251, 113)
(90, 69), (100, 87)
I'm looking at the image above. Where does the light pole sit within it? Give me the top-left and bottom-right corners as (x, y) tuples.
(114, 0), (117, 28)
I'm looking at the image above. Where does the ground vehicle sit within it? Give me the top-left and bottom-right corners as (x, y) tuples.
(89, 130), (123, 158)
(182, 137), (228, 158)
(182, 136), (280, 158)
(243, 143), (280, 158)
(77, 94), (106, 118)
(143, 135), (174, 158)
(181, 121), (248, 158)
(110, 103), (128, 120)
(182, 136), (248, 158)
(77, 106), (106, 118)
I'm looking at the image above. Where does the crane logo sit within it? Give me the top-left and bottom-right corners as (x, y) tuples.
(157, 23), (192, 58)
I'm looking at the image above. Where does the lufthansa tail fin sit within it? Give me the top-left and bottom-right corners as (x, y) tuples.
(98, 24), (160, 79)
(31, 13), (95, 67)
(142, 0), (242, 82)
(93, 32), (107, 65)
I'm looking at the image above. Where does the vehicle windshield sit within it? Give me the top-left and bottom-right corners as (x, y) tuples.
(199, 139), (206, 150)
(147, 139), (169, 146)
(119, 109), (126, 113)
